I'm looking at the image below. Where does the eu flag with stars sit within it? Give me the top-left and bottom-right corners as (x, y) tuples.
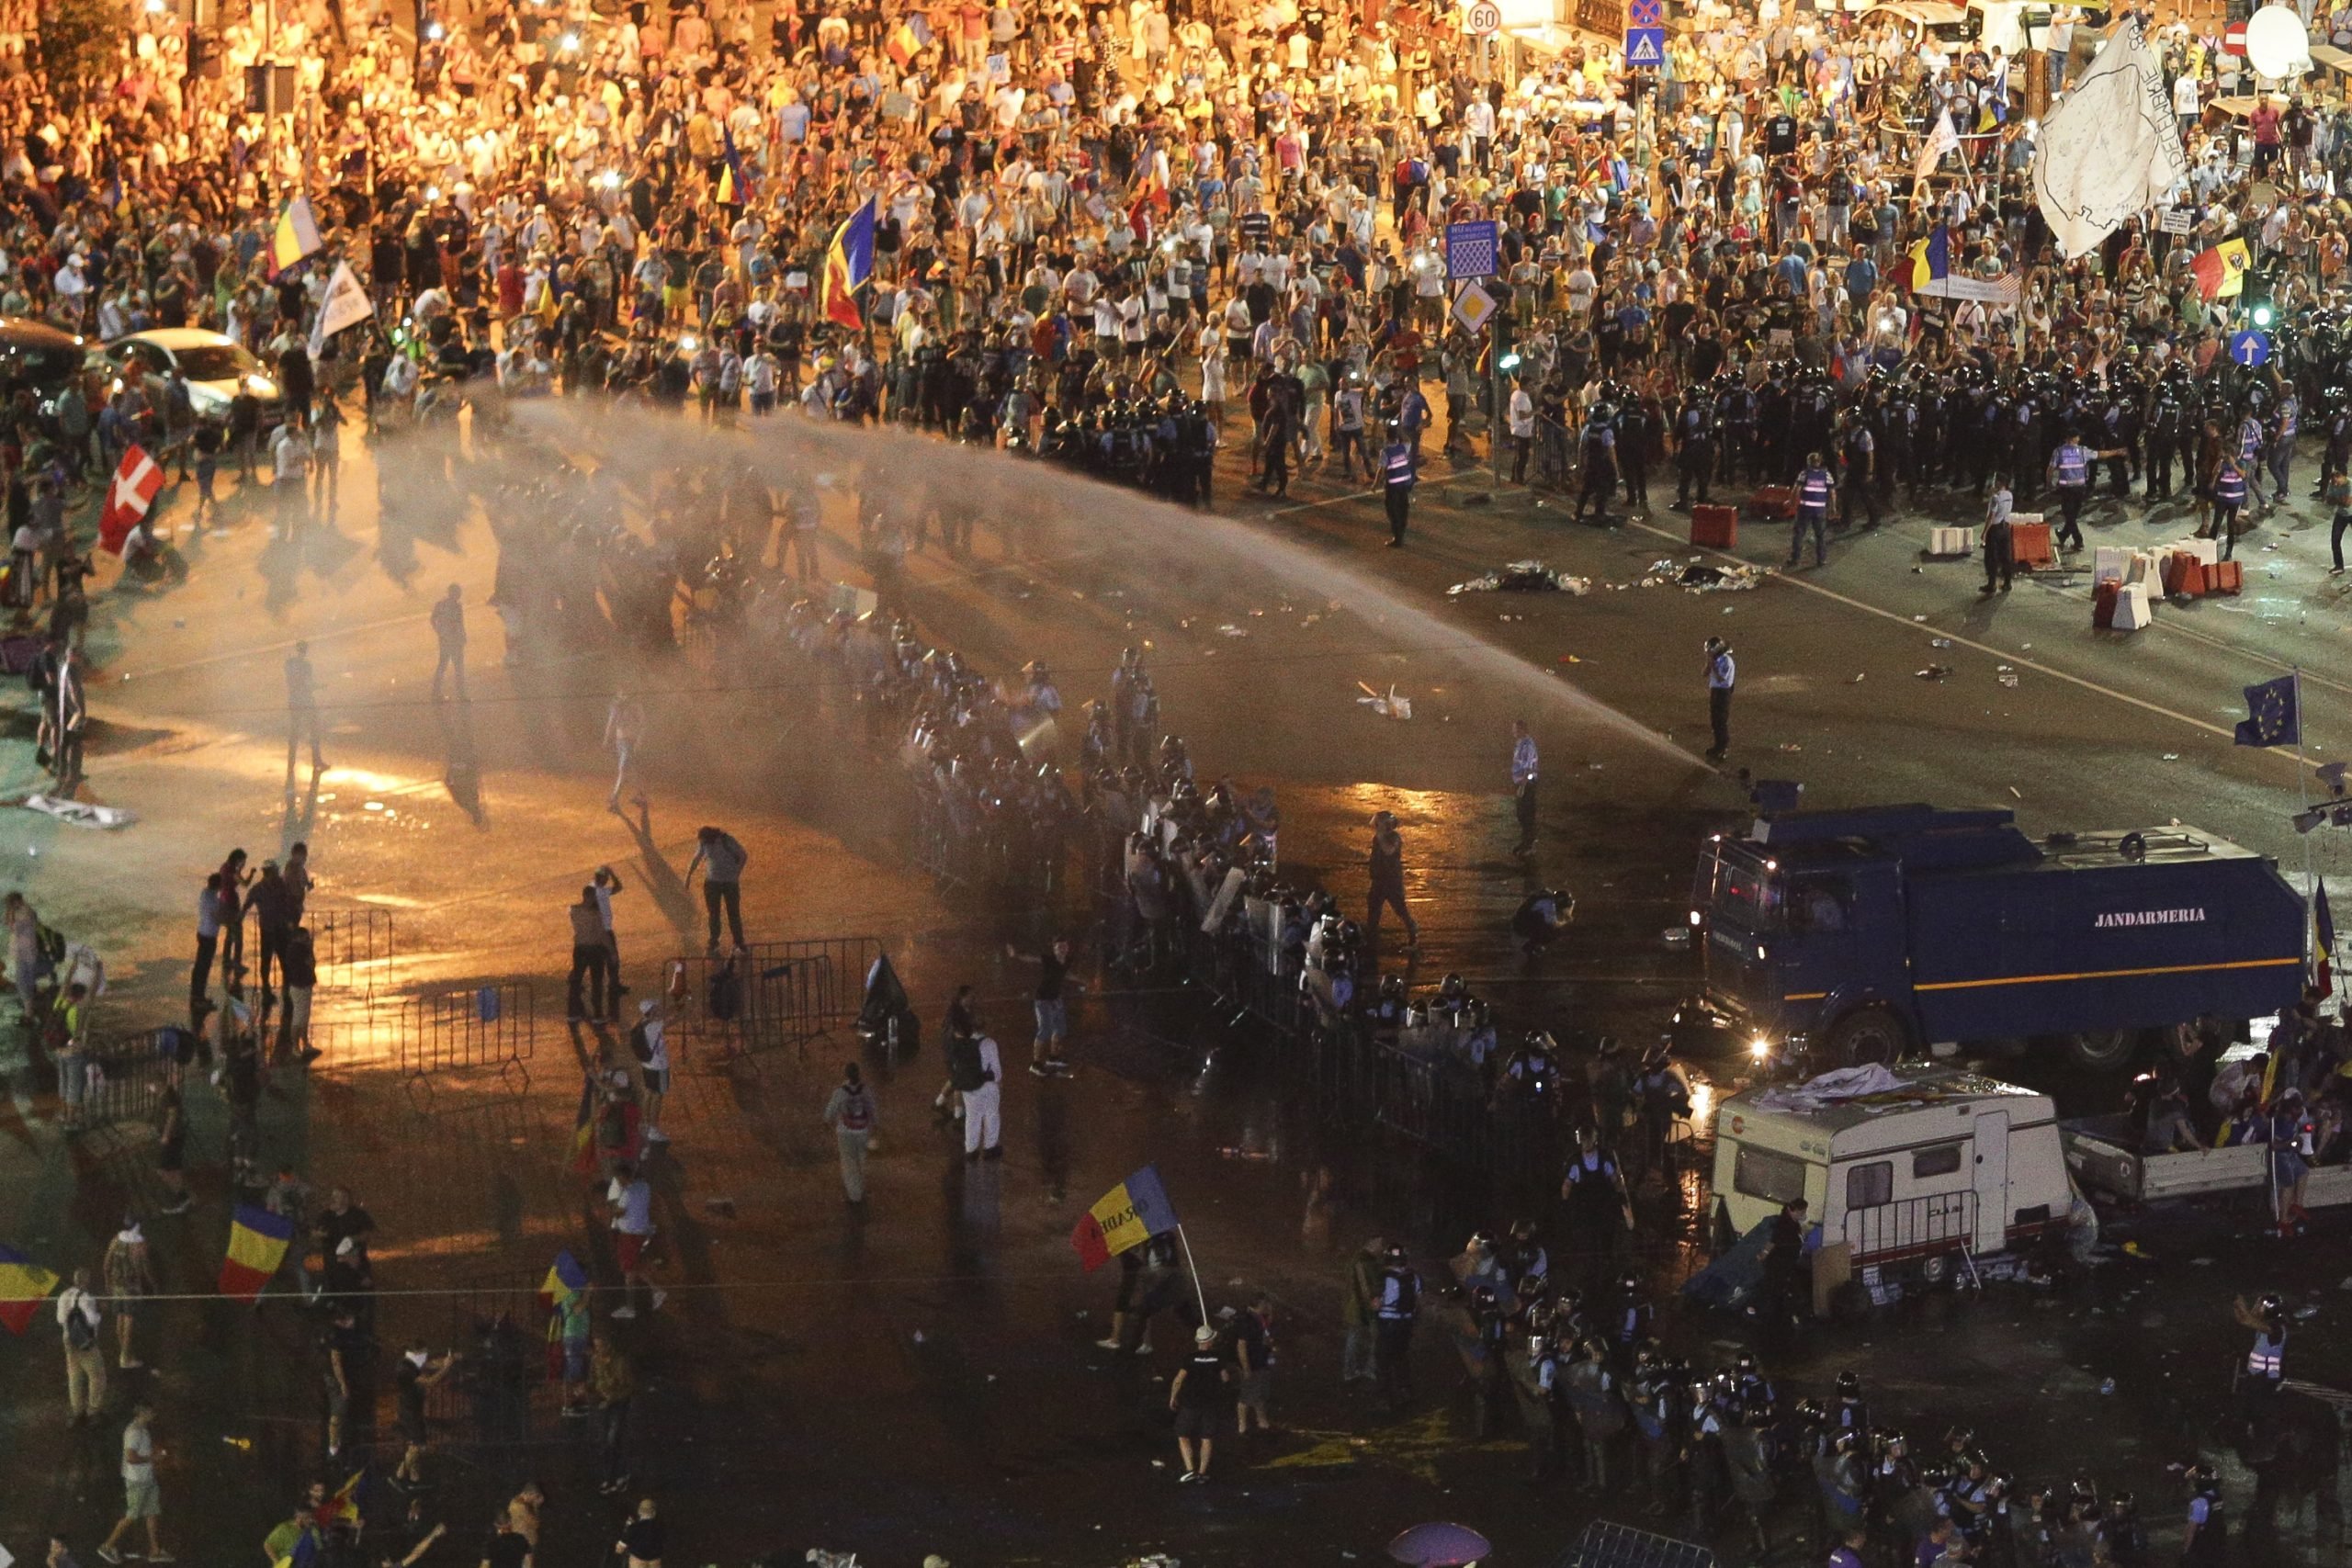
(2236, 675), (2299, 748)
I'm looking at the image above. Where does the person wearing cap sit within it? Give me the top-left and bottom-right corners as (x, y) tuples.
(1168, 1324), (1231, 1483)
(1703, 637), (1736, 763)
(630, 998), (670, 1144)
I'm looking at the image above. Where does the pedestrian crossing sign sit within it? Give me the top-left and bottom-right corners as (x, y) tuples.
(1624, 26), (1664, 65)
(1452, 280), (1498, 333)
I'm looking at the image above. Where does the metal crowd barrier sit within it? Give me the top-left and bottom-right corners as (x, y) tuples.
(661, 936), (880, 1057)
(394, 981), (537, 1104)
(78, 1031), (176, 1130)
(1839, 1190), (1978, 1268)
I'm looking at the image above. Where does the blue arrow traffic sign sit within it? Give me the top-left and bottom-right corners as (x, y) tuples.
(2229, 330), (2271, 368)
(1624, 25), (1665, 65)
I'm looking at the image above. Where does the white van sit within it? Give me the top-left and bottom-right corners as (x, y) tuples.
(1711, 1068), (2071, 1270)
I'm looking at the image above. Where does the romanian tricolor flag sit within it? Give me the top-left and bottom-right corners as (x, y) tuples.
(313, 1470), (366, 1532)
(538, 1248), (589, 1311)
(718, 126), (755, 208)
(1904, 224), (1951, 292)
(2191, 236), (2251, 301)
(0, 1244), (59, 1335)
(268, 195), (322, 280)
(820, 197), (877, 331)
(219, 1204), (295, 1302)
(886, 18), (923, 65)
(571, 1076), (600, 1176)
(1069, 1164), (1180, 1272)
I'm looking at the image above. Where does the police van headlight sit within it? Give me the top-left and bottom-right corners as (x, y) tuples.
(1747, 1036), (1774, 1061)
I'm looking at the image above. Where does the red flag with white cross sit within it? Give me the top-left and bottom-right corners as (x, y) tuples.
(98, 444), (164, 555)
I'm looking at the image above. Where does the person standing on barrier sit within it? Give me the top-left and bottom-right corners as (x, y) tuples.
(686, 826), (749, 953)
(823, 1061), (877, 1204)
(628, 1000), (669, 1146)
(567, 886), (611, 1023)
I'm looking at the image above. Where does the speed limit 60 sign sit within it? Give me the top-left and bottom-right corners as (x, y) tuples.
(1465, 0), (1502, 35)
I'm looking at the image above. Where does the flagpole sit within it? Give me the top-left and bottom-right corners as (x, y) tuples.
(2298, 664), (2315, 976)
(1172, 1224), (1209, 1328)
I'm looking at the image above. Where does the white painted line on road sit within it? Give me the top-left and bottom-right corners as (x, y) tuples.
(113, 607), (434, 682)
(1625, 517), (2322, 772)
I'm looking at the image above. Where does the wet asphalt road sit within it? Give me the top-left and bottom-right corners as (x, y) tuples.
(1, 407), (2350, 1567)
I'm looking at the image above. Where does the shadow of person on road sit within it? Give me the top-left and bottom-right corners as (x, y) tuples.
(436, 700), (488, 828)
(619, 800), (697, 947)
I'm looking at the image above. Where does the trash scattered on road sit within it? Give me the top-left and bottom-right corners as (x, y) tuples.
(1779, 743), (1804, 752)
(1916, 665), (1952, 681)
(2099, 1378), (2116, 1394)
(1219, 1146), (1276, 1162)
(1557, 654), (1583, 664)
(1639, 558), (1770, 592)
(1849, 672), (1867, 682)
(1914, 615), (1928, 623)
(1930, 638), (1953, 648)
(912, 1330), (927, 1342)
(1999, 673), (2020, 688)
(1448, 560), (1592, 595)
(17, 795), (136, 829)
(1356, 682), (1412, 719)
(1217, 625), (1250, 637)
(2009, 787), (2022, 799)
(2296, 1304), (2323, 1320)
(1663, 928), (1692, 948)
(2163, 754), (2181, 762)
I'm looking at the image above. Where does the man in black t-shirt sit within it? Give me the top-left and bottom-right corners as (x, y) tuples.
(482, 1512), (530, 1568)
(1009, 937), (1080, 1076)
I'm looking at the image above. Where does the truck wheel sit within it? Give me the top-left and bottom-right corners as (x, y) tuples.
(2064, 1029), (2141, 1073)
(1826, 1006), (1913, 1066)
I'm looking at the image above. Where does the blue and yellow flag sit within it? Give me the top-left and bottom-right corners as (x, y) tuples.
(820, 197), (876, 330)
(0, 1244), (59, 1335)
(219, 1205), (295, 1302)
(2236, 674), (2300, 749)
(538, 1248), (589, 1311)
(1069, 1165), (1180, 1272)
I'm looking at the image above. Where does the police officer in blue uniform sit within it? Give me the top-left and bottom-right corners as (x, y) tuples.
(1672, 387), (1715, 510)
(1787, 451), (1836, 567)
(1704, 636), (1736, 763)
(2048, 429), (2095, 552)
(1381, 422), (1417, 547)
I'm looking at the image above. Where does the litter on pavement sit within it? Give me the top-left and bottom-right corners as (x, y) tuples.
(1356, 682), (1413, 719)
(1446, 560), (1592, 595)
(17, 795), (137, 829)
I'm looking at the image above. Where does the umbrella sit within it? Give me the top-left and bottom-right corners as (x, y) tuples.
(1387, 1522), (1492, 1568)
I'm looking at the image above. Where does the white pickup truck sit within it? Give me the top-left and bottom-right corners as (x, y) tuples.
(2062, 1115), (2352, 1207)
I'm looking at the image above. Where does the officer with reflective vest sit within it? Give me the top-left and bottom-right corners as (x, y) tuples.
(1704, 636), (1736, 763)
(2234, 1292), (2287, 1418)
(2211, 457), (2249, 560)
(1787, 451), (1836, 568)
(1672, 388), (1715, 510)
(2047, 430), (2094, 552)
(1381, 423), (1417, 547)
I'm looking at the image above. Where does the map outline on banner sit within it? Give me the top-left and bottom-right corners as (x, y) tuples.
(2030, 19), (2188, 259)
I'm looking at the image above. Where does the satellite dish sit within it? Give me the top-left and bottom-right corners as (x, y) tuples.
(2245, 6), (2312, 79)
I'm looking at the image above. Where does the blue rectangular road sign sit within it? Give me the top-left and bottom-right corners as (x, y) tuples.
(1623, 25), (1665, 65)
(1445, 220), (1499, 281)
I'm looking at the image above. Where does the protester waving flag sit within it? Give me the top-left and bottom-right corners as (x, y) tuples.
(0, 1244), (59, 1334)
(1070, 1165), (1180, 1272)
(219, 1204), (296, 1301)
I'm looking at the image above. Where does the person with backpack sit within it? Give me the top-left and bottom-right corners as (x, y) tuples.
(58, 1267), (106, 1422)
(947, 1022), (1001, 1160)
(628, 999), (669, 1145)
(822, 1061), (878, 1204)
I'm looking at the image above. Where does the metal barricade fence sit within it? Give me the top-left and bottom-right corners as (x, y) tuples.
(233, 907), (397, 995)
(394, 982), (537, 1098)
(1840, 1190), (1978, 1267)
(661, 937), (879, 1056)
(81, 1030), (176, 1130)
